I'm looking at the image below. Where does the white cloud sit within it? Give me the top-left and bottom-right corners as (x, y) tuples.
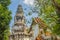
(23, 0), (34, 6)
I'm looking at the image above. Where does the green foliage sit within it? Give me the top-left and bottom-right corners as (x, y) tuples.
(34, 0), (60, 35)
(0, 0), (11, 40)
(28, 12), (32, 16)
(35, 0), (57, 27)
(53, 24), (60, 35)
(0, 0), (11, 7)
(55, 0), (60, 5)
(52, 0), (60, 35)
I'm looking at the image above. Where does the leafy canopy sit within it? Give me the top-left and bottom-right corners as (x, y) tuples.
(0, 0), (11, 40)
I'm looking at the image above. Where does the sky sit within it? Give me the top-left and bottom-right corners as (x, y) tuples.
(9, 0), (38, 38)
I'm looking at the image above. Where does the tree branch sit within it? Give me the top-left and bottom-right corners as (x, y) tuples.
(52, 0), (60, 9)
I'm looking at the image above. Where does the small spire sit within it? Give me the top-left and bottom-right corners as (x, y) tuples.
(16, 4), (23, 13)
(18, 4), (22, 8)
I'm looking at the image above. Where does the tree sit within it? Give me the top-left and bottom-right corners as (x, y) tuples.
(35, 0), (57, 27)
(0, 0), (11, 40)
(52, 0), (60, 35)
(34, 0), (57, 28)
(34, 0), (60, 36)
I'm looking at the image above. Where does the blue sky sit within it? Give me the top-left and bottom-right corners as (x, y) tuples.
(9, 0), (38, 27)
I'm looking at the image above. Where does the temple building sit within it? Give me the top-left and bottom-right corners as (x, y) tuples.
(9, 5), (34, 40)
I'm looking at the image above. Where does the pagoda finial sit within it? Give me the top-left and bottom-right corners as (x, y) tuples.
(16, 4), (23, 13)
(18, 4), (22, 7)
